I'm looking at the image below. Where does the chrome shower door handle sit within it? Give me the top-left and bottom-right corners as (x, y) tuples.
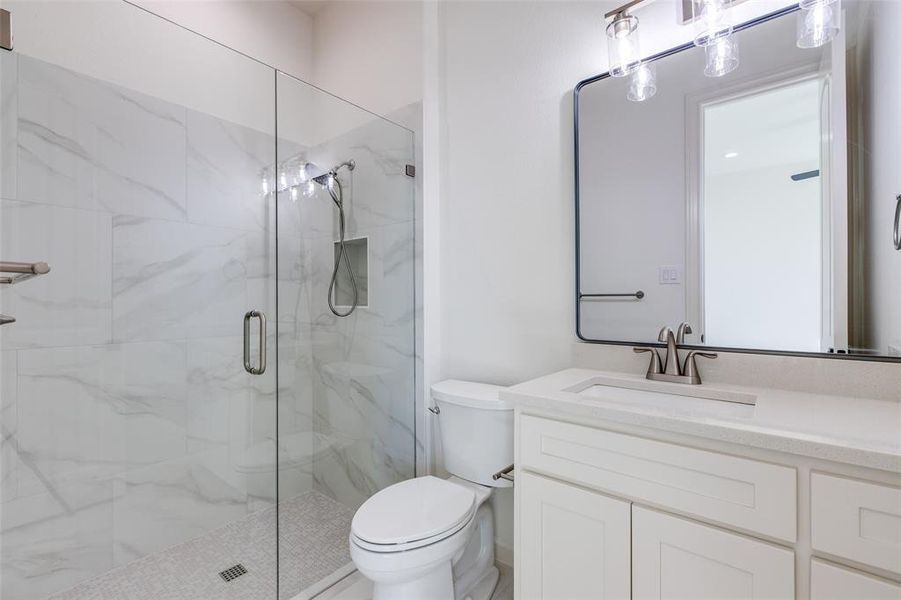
(894, 194), (901, 250)
(243, 310), (267, 375)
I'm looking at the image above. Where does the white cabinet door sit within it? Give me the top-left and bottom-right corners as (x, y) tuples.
(632, 506), (795, 600)
(518, 472), (631, 600)
(811, 559), (901, 599)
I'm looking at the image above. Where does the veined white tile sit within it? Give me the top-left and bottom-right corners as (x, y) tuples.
(186, 109), (274, 231)
(0, 200), (112, 350)
(93, 81), (186, 220)
(15, 341), (187, 496)
(16, 55), (188, 220)
(16, 56), (98, 211)
(112, 216), (248, 342)
(0, 479), (115, 600)
(186, 336), (252, 450)
(1, 350), (17, 502)
(111, 456), (248, 567)
(0, 51), (17, 201)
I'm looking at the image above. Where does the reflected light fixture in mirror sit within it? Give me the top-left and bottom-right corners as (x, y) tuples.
(691, 0), (733, 46)
(797, 0), (841, 48)
(691, 0), (739, 78)
(627, 62), (657, 102)
(606, 12), (642, 77)
(704, 34), (740, 77)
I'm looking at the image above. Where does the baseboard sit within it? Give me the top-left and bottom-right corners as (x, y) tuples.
(495, 542), (514, 569)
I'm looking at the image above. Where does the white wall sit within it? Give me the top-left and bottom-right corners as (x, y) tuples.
(312, 0), (423, 117)
(137, 0), (313, 80)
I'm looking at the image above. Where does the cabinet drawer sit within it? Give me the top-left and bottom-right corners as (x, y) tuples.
(812, 473), (901, 575)
(519, 414), (797, 541)
(811, 559), (901, 599)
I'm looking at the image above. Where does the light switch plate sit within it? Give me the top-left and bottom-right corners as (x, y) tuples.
(658, 266), (681, 285)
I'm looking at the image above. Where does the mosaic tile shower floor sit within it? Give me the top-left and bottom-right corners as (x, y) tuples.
(48, 491), (354, 600)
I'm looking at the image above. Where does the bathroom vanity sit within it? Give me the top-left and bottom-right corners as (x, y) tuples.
(505, 369), (901, 599)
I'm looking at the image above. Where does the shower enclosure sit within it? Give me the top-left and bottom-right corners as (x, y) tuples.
(0, 3), (415, 599)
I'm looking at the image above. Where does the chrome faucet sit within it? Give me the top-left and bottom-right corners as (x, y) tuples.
(633, 322), (716, 385)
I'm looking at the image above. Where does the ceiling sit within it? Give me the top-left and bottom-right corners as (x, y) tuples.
(289, 0), (331, 17)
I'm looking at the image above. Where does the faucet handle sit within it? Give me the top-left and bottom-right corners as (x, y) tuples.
(633, 347), (663, 376)
(657, 326), (674, 343)
(676, 322), (693, 345)
(682, 350), (717, 384)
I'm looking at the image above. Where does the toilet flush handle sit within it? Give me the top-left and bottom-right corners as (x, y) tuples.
(428, 405), (440, 415)
(492, 464), (514, 483)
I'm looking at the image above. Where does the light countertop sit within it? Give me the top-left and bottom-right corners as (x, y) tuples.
(501, 368), (901, 473)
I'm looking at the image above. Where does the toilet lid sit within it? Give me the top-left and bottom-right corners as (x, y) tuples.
(351, 476), (476, 546)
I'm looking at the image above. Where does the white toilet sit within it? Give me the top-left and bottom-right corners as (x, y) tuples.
(349, 380), (514, 600)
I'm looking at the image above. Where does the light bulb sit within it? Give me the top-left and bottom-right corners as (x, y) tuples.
(279, 171), (287, 190)
(303, 181), (315, 199)
(261, 178), (269, 195)
(299, 163), (309, 182)
(627, 62), (657, 102)
(606, 13), (641, 77)
(797, 0), (840, 49)
(704, 35), (739, 77)
(291, 187), (298, 202)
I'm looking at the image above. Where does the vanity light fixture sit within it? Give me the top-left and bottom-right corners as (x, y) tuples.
(691, 0), (739, 77)
(796, 0), (841, 48)
(704, 34), (739, 77)
(691, 0), (733, 46)
(627, 62), (657, 102)
(605, 8), (642, 77)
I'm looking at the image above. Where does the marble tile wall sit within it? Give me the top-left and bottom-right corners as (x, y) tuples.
(0, 54), (286, 599)
(276, 114), (417, 512)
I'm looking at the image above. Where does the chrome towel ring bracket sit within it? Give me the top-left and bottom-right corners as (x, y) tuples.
(894, 194), (901, 251)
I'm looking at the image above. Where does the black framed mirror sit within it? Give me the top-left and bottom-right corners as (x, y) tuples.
(575, 2), (901, 362)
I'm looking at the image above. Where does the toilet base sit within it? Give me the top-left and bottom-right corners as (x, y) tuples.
(371, 561), (454, 600)
(458, 565), (499, 600)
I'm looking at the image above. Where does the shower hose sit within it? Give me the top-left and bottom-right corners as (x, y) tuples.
(325, 174), (359, 317)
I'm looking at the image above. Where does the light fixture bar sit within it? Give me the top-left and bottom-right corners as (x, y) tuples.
(604, 0), (658, 21)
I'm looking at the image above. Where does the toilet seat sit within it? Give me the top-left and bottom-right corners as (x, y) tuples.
(351, 476), (476, 553)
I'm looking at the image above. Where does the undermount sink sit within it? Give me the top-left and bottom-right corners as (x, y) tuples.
(566, 374), (757, 406)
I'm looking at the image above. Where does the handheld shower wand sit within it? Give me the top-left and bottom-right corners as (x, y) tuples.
(306, 160), (359, 317)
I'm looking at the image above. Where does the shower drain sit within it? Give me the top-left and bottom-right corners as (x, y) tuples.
(219, 564), (248, 582)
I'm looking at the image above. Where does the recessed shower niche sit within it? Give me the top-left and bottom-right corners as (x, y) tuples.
(333, 236), (369, 308)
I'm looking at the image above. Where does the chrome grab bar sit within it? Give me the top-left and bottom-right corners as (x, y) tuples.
(492, 464), (515, 483)
(0, 261), (50, 285)
(579, 290), (644, 300)
(243, 310), (267, 375)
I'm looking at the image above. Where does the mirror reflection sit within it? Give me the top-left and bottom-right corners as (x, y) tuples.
(576, 0), (901, 358)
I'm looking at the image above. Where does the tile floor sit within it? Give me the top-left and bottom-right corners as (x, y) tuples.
(49, 491), (354, 600)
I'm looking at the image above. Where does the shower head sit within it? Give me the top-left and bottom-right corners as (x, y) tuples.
(303, 160), (356, 187)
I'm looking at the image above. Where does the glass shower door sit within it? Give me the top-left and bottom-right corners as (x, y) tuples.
(0, 3), (278, 598)
(275, 71), (416, 598)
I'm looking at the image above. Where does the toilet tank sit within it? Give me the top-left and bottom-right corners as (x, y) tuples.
(431, 380), (514, 488)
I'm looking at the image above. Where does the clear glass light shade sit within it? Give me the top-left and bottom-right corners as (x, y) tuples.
(606, 14), (641, 77)
(627, 62), (657, 102)
(797, 0), (840, 49)
(704, 35), (739, 77)
(691, 0), (733, 47)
